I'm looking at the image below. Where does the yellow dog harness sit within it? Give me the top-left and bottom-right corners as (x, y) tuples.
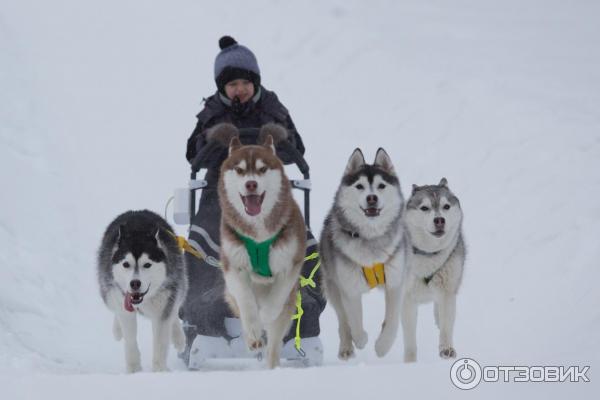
(362, 262), (386, 288)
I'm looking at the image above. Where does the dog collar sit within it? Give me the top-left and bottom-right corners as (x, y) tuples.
(342, 229), (360, 239)
(235, 230), (281, 277)
(412, 246), (441, 257)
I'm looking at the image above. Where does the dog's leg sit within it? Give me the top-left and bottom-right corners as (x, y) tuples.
(117, 312), (141, 373)
(436, 293), (457, 359)
(400, 296), (418, 363)
(264, 301), (293, 369)
(340, 291), (367, 349)
(112, 316), (123, 341)
(171, 317), (186, 353)
(434, 302), (440, 328)
(258, 266), (300, 324)
(151, 316), (172, 372)
(375, 285), (402, 357)
(224, 270), (263, 350)
(326, 280), (355, 360)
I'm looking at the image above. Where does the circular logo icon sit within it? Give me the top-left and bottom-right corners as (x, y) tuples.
(450, 358), (482, 390)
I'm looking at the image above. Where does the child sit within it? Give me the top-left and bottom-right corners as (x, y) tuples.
(186, 35), (304, 166)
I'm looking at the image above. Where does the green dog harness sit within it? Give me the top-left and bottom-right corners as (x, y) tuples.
(236, 231), (281, 277)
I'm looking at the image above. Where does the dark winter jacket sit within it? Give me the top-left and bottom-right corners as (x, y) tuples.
(185, 87), (305, 166)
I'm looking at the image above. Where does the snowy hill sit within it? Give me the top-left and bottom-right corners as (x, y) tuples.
(1, 0), (598, 398)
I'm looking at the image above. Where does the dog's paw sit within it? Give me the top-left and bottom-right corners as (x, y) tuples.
(172, 323), (186, 353)
(126, 362), (142, 373)
(352, 330), (368, 349)
(374, 333), (395, 358)
(404, 350), (417, 363)
(245, 326), (265, 351)
(152, 362), (170, 373)
(172, 333), (186, 353)
(338, 345), (355, 361)
(439, 347), (456, 359)
(248, 338), (265, 351)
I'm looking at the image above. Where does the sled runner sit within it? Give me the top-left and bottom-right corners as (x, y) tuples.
(174, 128), (326, 368)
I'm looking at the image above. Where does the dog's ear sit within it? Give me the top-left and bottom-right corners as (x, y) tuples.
(262, 134), (276, 154)
(412, 184), (421, 195)
(373, 148), (396, 175)
(344, 148), (365, 175)
(154, 225), (167, 251)
(117, 224), (126, 243)
(259, 123), (288, 145)
(229, 136), (242, 155)
(439, 177), (448, 188)
(206, 123), (239, 146)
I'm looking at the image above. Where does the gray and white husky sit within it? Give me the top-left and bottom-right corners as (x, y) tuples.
(97, 210), (188, 373)
(401, 178), (465, 362)
(320, 148), (406, 360)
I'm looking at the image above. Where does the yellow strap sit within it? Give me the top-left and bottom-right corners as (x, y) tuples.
(167, 231), (208, 261)
(292, 251), (321, 355)
(362, 262), (385, 289)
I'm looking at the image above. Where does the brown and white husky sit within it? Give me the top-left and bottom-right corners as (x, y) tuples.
(216, 123), (306, 368)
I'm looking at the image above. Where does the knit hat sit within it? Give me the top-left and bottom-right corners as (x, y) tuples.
(214, 36), (261, 95)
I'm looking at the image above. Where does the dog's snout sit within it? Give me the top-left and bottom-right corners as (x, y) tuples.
(130, 279), (141, 291)
(366, 194), (378, 206)
(434, 217), (445, 228)
(245, 180), (258, 192)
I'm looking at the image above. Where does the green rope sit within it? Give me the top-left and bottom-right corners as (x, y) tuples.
(291, 252), (321, 355)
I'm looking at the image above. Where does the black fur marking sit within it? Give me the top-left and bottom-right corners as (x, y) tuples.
(112, 228), (166, 264)
(342, 165), (398, 187)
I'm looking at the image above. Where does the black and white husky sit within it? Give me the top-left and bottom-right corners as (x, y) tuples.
(320, 148), (406, 360)
(401, 179), (465, 362)
(97, 210), (188, 372)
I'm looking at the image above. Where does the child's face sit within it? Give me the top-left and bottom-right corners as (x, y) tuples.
(224, 79), (255, 104)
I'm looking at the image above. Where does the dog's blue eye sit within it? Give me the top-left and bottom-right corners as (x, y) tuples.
(123, 262), (130, 268)
(356, 184), (364, 190)
(443, 204), (451, 210)
(143, 263), (152, 269)
(378, 184), (386, 190)
(420, 206), (430, 212)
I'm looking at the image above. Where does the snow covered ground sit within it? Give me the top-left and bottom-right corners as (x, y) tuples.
(1, 0), (598, 398)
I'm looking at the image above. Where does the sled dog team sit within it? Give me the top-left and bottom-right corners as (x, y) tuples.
(97, 123), (466, 372)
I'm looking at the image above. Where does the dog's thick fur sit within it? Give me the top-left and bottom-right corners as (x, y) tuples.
(217, 124), (305, 368)
(400, 178), (465, 362)
(320, 148), (407, 359)
(97, 210), (188, 372)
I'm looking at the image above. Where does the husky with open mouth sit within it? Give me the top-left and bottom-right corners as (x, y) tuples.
(320, 148), (407, 359)
(218, 123), (306, 369)
(97, 210), (188, 373)
(400, 178), (465, 362)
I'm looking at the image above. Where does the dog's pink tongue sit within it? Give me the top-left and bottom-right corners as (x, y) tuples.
(124, 293), (134, 312)
(242, 195), (262, 216)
